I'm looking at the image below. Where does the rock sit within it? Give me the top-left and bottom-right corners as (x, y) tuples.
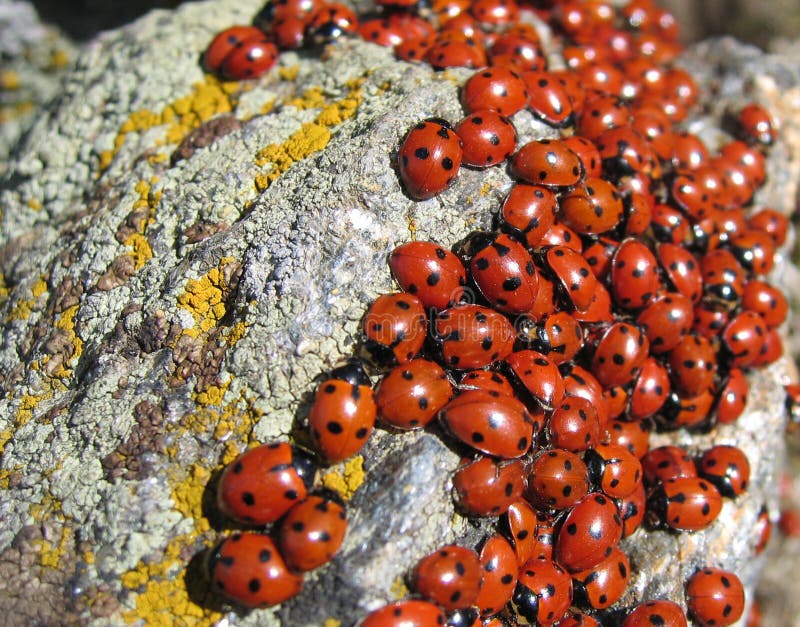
(0, 1), (797, 625)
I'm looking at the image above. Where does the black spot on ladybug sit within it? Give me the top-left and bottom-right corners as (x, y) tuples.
(414, 147), (430, 160)
(566, 522), (577, 535)
(427, 272), (440, 286)
(257, 548), (270, 562)
(232, 461), (243, 474)
(248, 578), (261, 593)
(472, 432), (485, 443)
(242, 492), (255, 506)
(324, 383), (337, 394)
(476, 258), (490, 270)
(355, 427), (369, 439)
(327, 421), (344, 434)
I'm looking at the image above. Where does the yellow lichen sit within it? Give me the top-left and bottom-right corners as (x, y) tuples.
(0, 70), (20, 90)
(288, 86), (328, 110)
(0, 273), (8, 302)
(48, 304), (83, 379)
(390, 576), (409, 600)
(176, 256), (236, 336)
(49, 49), (71, 69)
(99, 78), (239, 172)
(38, 522), (71, 569)
(320, 455), (366, 500)
(124, 233), (154, 269)
(324, 619), (342, 627)
(279, 65), (299, 81)
(26, 198), (42, 211)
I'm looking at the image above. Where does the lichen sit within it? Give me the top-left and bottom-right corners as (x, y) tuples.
(321, 455), (366, 501)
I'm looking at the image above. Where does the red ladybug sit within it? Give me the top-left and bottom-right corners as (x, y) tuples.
(489, 33), (545, 72)
(685, 567), (745, 627)
(359, 600), (446, 626)
(619, 479), (646, 537)
(742, 279), (788, 329)
(658, 242), (702, 304)
(737, 102), (776, 146)
(555, 492), (622, 572)
(561, 136), (602, 178)
(395, 36), (435, 63)
(658, 388), (716, 430)
(563, 364), (609, 429)
(636, 293), (693, 355)
(571, 546), (630, 610)
(277, 493), (347, 571)
(362, 292), (427, 367)
(455, 109), (517, 167)
(375, 359), (453, 430)
(715, 368), (748, 425)
(582, 237), (617, 281)
(521, 70), (576, 127)
(413, 544), (482, 610)
(435, 304), (516, 369)
(530, 311), (584, 365)
(700, 248), (746, 313)
(602, 419), (650, 460)
(610, 238), (661, 310)
(452, 455), (525, 517)
(545, 245), (599, 312)
(439, 390), (536, 458)
(641, 445), (697, 486)
(648, 477), (722, 531)
(754, 505), (772, 555)
(590, 321), (649, 388)
(525, 448), (589, 510)
(221, 37), (279, 80)
(621, 600), (688, 627)
(397, 119), (463, 200)
(461, 66), (528, 115)
(308, 363), (376, 463)
(576, 93), (631, 140)
(390, 240), (467, 310)
(698, 445), (750, 498)
(748, 207), (788, 246)
(476, 534), (518, 617)
(667, 333), (717, 397)
(504, 500), (545, 566)
(467, 233), (539, 314)
(584, 443), (642, 498)
(217, 442), (315, 525)
(511, 139), (585, 187)
(209, 533), (303, 608)
(512, 557), (573, 626)
(505, 349), (565, 411)
(547, 395), (601, 453)
(306, 2), (359, 43)
(556, 611), (601, 626)
(459, 369), (515, 397)
(629, 356), (670, 420)
(204, 26), (265, 72)
(729, 229), (776, 276)
(562, 177), (624, 235)
(425, 39), (487, 70)
(721, 310), (767, 369)
(500, 183), (557, 248)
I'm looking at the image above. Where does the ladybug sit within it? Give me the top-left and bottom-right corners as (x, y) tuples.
(729, 229), (776, 276)
(390, 240), (467, 310)
(651, 203), (690, 245)
(748, 207), (789, 246)
(562, 364), (610, 430)
(458, 370), (515, 397)
(505, 349), (565, 411)
(529, 272), (558, 320)
(571, 546), (630, 610)
(461, 66), (528, 116)
(361, 292), (427, 368)
(511, 139), (585, 188)
(561, 136), (602, 179)
(636, 292), (694, 355)
(715, 368), (748, 425)
(512, 557), (573, 626)
(308, 363), (377, 463)
(397, 119), (463, 200)
(276, 493), (347, 572)
(718, 140), (767, 187)
(413, 544), (482, 610)
(621, 600), (688, 627)
(700, 248), (746, 312)
(641, 445), (697, 486)
(359, 600), (446, 626)
(204, 26), (266, 72)
(742, 279), (788, 329)
(270, 14), (311, 49)
(685, 567), (745, 627)
(547, 395), (601, 453)
(499, 183), (557, 248)
(658, 242), (702, 304)
(737, 102), (776, 146)
(751, 326), (783, 367)
(470, 0), (520, 26)
(697, 444), (750, 498)
(629, 356), (670, 420)
(435, 304), (516, 369)
(306, 2), (359, 43)
(658, 388), (716, 430)
(590, 321), (649, 388)
(540, 221), (583, 253)
(521, 70), (575, 127)
(439, 390), (536, 458)
(357, 17), (405, 48)
(610, 238), (661, 310)
(576, 94), (630, 141)
(602, 419), (650, 460)
(571, 282), (614, 325)
(452, 456), (525, 517)
(455, 109), (517, 168)
(648, 477), (722, 532)
(528, 311), (584, 365)
(668, 130), (710, 170)
(217, 441), (315, 525)
(504, 500), (545, 566)
(525, 448), (589, 510)
(395, 36), (435, 63)
(584, 443), (642, 499)
(220, 37), (279, 80)
(720, 310), (767, 369)
(555, 492), (622, 572)
(667, 333), (717, 397)
(544, 245), (599, 312)
(604, 385), (628, 421)
(489, 33), (545, 72)
(209, 532), (303, 608)
(475, 533), (518, 617)
(468, 233), (539, 314)
(375, 359), (453, 430)
(754, 505), (772, 555)
(618, 479), (646, 537)
(559, 177), (624, 235)
(692, 304), (730, 341)
(425, 39), (487, 70)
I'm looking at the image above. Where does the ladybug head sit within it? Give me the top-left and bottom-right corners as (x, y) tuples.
(329, 359), (372, 387)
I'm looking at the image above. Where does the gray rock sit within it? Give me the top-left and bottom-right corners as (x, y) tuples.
(0, 2), (796, 625)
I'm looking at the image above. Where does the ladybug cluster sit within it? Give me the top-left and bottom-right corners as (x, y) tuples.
(199, 0), (792, 624)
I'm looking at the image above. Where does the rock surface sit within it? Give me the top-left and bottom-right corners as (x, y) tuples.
(0, 1), (798, 625)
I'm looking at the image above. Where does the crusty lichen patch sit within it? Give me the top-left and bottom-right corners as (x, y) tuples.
(321, 455), (366, 501)
(177, 256), (242, 338)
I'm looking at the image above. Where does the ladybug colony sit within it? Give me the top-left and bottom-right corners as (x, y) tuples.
(200, 0), (791, 624)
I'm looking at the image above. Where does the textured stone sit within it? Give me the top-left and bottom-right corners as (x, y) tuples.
(0, 1), (797, 625)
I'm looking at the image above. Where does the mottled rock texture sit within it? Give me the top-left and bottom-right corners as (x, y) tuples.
(0, 1), (798, 625)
